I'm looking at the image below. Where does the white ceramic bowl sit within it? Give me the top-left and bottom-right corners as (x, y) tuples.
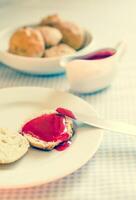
(0, 26), (93, 75)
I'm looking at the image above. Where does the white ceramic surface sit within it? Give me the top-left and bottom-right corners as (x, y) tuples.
(61, 42), (126, 93)
(0, 27), (93, 75)
(0, 87), (103, 189)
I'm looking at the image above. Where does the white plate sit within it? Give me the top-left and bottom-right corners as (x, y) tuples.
(0, 27), (93, 75)
(0, 87), (103, 189)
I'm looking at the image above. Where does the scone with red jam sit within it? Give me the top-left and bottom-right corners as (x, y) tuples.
(21, 108), (76, 150)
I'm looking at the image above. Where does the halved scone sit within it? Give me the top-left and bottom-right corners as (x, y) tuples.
(21, 110), (75, 150)
(0, 129), (29, 164)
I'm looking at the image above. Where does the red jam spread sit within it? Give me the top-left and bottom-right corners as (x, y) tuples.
(84, 49), (116, 60)
(22, 113), (70, 142)
(22, 107), (76, 151)
(55, 140), (72, 151)
(56, 107), (76, 119)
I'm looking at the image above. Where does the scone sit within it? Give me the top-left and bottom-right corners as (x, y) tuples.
(9, 27), (45, 57)
(0, 129), (29, 164)
(36, 26), (62, 47)
(21, 110), (75, 150)
(40, 14), (61, 26)
(40, 14), (85, 49)
(55, 21), (85, 50)
(45, 44), (76, 57)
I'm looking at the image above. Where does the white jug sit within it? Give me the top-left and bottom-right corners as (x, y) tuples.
(61, 42), (126, 93)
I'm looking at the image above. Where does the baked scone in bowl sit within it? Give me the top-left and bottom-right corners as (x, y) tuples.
(0, 15), (93, 75)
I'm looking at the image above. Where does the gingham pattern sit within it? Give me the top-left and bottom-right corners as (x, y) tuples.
(0, 53), (136, 200)
(0, 0), (136, 199)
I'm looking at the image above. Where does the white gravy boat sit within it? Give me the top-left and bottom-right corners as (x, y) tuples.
(61, 41), (126, 93)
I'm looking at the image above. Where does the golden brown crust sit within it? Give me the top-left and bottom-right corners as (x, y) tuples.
(40, 14), (84, 50)
(45, 44), (75, 57)
(36, 26), (62, 47)
(23, 134), (59, 150)
(9, 14), (86, 58)
(54, 21), (85, 49)
(40, 14), (62, 26)
(9, 27), (45, 57)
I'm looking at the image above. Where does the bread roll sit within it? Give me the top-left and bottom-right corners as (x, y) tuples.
(0, 129), (29, 164)
(9, 27), (45, 57)
(36, 26), (62, 47)
(45, 44), (75, 57)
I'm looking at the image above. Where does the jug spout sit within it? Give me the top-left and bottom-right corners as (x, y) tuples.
(60, 40), (126, 68)
(115, 41), (127, 61)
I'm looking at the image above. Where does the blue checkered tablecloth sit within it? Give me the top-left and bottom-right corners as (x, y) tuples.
(0, 0), (136, 199)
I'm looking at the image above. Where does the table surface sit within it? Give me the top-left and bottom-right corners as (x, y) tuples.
(0, 0), (136, 199)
